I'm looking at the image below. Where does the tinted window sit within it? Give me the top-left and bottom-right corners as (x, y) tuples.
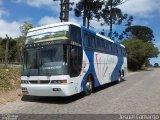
(26, 25), (69, 44)
(117, 45), (121, 55)
(111, 43), (115, 54)
(122, 48), (127, 56)
(22, 45), (69, 76)
(101, 39), (105, 50)
(70, 25), (82, 44)
(108, 43), (112, 53)
(84, 32), (95, 49)
(118, 46), (123, 55)
(105, 41), (112, 53)
(70, 45), (82, 77)
(95, 37), (105, 51)
(105, 41), (109, 51)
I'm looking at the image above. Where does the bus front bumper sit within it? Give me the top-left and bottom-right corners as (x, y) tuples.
(21, 84), (74, 97)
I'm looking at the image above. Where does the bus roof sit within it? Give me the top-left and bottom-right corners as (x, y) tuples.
(96, 33), (114, 43)
(28, 22), (125, 48)
(120, 44), (125, 48)
(28, 22), (80, 33)
(96, 32), (125, 48)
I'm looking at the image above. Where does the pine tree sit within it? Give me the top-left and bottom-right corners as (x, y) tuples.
(74, 0), (104, 28)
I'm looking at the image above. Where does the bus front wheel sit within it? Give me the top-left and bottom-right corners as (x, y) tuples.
(84, 76), (93, 96)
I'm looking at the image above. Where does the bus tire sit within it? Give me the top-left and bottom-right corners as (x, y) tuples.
(84, 76), (93, 96)
(117, 72), (122, 83)
(121, 70), (124, 80)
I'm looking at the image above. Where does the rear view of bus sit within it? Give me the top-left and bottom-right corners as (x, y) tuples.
(21, 22), (83, 97)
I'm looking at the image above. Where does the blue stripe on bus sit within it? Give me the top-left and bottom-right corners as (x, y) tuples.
(111, 56), (124, 81)
(81, 50), (100, 92)
(80, 27), (100, 92)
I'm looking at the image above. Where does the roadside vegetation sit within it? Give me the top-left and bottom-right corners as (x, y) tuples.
(122, 26), (159, 70)
(0, 66), (21, 91)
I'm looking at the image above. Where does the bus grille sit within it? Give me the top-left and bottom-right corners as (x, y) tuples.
(29, 80), (50, 84)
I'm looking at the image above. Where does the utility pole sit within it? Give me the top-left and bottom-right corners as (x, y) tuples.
(64, 0), (69, 21)
(109, 0), (113, 39)
(4, 34), (10, 69)
(83, 0), (87, 27)
(53, 0), (74, 22)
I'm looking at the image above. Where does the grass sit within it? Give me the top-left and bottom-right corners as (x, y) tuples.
(0, 66), (21, 91)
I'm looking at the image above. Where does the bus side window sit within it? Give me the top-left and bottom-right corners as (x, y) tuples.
(84, 33), (89, 47)
(84, 32), (95, 49)
(108, 43), (112, 54)
(91, 36), (95, 49)
(105, 41), (109, 52)
(101, 39), (105, 51)
(95, 37), (104, 51)
(124, 48), (127, 56)
(70, 25), (82, 44)
(117, 46), (121, 56)
(120, 47), (123, 56)
(122, 48), (126, 56)
(116, 45), (119, 55)
(115, 44), (118, 55)
(95, 38), (98, 49)
(111, 43), (115, 54)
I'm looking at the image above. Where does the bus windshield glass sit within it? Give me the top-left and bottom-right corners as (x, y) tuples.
(25, 25), (69, 44)
(22, 45), (68, 76)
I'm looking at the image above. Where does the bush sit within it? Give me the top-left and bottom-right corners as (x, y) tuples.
(0, 67), (21, 91)
(122, 38), (159, 70)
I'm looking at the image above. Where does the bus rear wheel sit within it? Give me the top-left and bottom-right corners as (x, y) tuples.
(117, 72), (122, 83)
(84, 76), (93, 96)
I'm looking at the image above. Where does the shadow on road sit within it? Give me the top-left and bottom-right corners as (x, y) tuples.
(92, 79), (126, 93)
(21, 93), (85, 104)
(21, 80), (126, 104)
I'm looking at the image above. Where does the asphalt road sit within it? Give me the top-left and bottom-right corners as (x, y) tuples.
(0, 68), (160, 114)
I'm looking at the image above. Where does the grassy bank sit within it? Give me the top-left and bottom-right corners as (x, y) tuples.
(0, 67), (21, 91)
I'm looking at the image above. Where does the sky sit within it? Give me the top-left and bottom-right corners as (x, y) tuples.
(0, 0), (160, 65)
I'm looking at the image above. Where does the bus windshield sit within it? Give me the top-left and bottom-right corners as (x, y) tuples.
(26, 25), (69, 44)
(26, 31), (69, 44)
(22, 45), (68, 76)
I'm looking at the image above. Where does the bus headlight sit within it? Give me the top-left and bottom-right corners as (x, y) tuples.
(21, 80), (29, 84)
(50, 80), (67, 84)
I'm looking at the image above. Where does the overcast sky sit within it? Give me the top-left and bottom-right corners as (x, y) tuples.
(0, 0), (159, 64)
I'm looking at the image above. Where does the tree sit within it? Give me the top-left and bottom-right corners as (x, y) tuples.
(20, 22), (33, 36)
(0, 37), (5, 62)
(122, 38), (159, 70)
(4, 35), (11, 68)
(0, 36), (25, 64)
(19, 22), (33, 63)
(0, 37), (20, 64)
(15, 36), (25, 63)
(124, 25), (154, 42)
(145, 59), (152, 67)
(0, 44), (5, 62)
(74, 0), (104, 28)
(101, 0), (133, 39)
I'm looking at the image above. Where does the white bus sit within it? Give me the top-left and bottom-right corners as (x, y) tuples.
(21, 22), (127, 96)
